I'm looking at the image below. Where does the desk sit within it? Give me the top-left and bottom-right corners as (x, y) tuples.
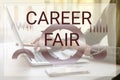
(0, 43), (120, 80)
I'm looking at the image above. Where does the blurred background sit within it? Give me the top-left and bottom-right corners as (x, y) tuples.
(0, 0), (120, 80)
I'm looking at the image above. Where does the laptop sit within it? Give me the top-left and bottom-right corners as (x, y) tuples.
(6, 6), (89, 66)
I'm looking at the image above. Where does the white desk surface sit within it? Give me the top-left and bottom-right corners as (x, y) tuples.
(0, 43), (120, 80)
